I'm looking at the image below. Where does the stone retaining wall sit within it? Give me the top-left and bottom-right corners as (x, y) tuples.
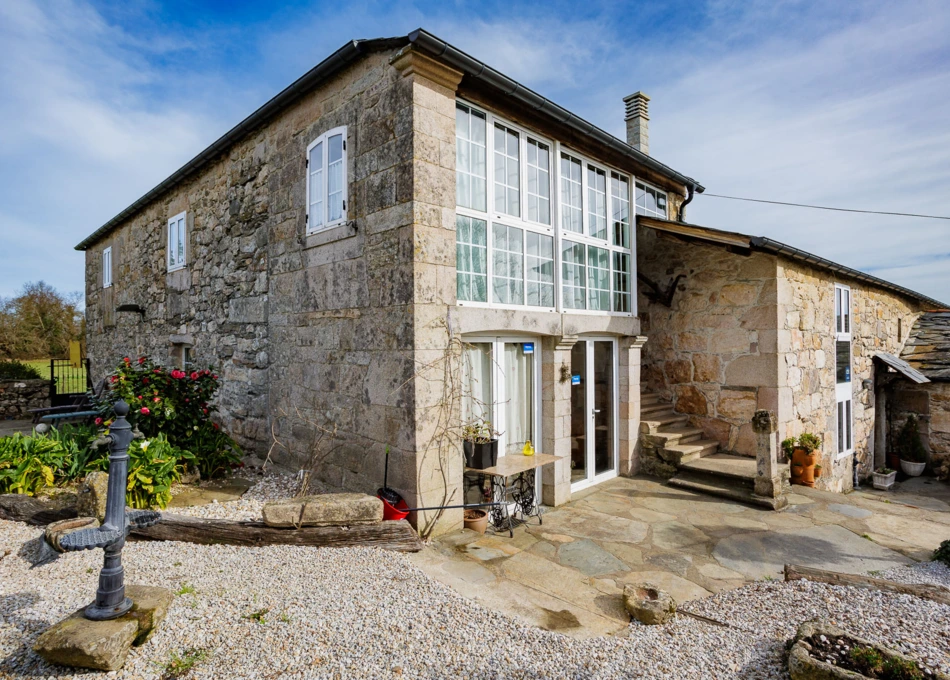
(637, 229), (779, 456)
(0, 379), (49, 418)
(888, 381), (950, 478)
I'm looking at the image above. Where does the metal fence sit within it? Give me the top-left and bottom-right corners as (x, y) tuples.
(50, 358), (91, 407)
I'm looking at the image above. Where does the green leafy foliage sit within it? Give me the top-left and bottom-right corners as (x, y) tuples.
(796, 432), (822, 453)
(99, 356), (241, 478)
(0, 430), (84, 495)
(849, 646), (884, 676)
(897, 415), (927, 463)
(126, 435), (195, 510)
(881, 656), (924, 680)
(0, 359), (43, 380)
(781, 437), (796, 458)
(933, 539), (950, 566)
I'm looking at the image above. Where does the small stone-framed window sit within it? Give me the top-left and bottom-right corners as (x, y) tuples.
(171, 344), (194, 371)
(102, 247), (113, 288)
(306, 126), (348, 233)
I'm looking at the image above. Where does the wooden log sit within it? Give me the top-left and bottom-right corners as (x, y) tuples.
(131, 514), (424, 553)
(784, 563), (950, 606)
(0, 493), (78, 526)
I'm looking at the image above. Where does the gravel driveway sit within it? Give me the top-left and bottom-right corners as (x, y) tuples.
(1, 517), (948, 679)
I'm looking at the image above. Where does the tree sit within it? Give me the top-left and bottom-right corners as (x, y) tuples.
(0, 281), (84, 360)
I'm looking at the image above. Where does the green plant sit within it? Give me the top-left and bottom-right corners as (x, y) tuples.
(242, 608), (269, 624)
(881, 655), (924, 680)
(849, 646), (884, 676)
(0, 359), (43, 380)
(0, 432), (70, 495)
(175, 583), (196, 596)
(781, 437), (796, 458)
(797, 432), (822, 453)
(933, 539), (950, 566)
(875, 466), (895, 475)
(98, 356), (240, 478)
(162, 647), (209, 679)
(897, 415), (927, 463)
(462, 418), (498, 444)
(126, 435), (195, 510)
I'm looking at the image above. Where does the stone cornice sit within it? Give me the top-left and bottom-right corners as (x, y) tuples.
(390, 47), (463, 91)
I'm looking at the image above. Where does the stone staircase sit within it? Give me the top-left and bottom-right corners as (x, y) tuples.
(640, 391), (789, 510)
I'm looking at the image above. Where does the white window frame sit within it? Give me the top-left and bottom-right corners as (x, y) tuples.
(569, 336), (621, 493)
(835, 283), (853, 459)
(306, 126), (348, 234)
(102, 247), (112, 288)
(454, 98), (637, 318)
(635, 180), (668, 218)
(167, 211), (187, 272)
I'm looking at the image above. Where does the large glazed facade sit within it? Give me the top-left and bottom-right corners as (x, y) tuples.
(79, 32), (701, 534)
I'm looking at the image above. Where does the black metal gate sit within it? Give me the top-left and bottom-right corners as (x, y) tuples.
(50, 358), (92, 407)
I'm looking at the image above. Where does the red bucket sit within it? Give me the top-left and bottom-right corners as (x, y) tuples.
(379, 495), (410, 521)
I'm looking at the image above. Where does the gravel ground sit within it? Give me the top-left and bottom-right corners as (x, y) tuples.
(877, 560), (950, 588)
(1, 519), (949, 679)
(170, 471), (303, 521)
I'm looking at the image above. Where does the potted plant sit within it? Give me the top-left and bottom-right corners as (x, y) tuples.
(781, 437), (796, 462)
(462, 419), (499, 470)
(897, 415), (927, 477)
(463, 508), (489, 534)
(789, 432), (821, 487)
(814, 464), (822, 479)
(872, 466), (897, 490)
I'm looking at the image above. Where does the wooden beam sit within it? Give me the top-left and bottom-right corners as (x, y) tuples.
(784, 564), (950, 606)
(638, 216), (752, 249)
(131, 515), (424, 553)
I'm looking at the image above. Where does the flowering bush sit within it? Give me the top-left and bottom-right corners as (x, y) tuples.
(99, 356), (241, 478)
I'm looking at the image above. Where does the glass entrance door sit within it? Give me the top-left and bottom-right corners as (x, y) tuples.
(570, 339), (618, 490)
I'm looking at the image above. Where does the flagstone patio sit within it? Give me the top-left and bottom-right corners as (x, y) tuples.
(409, 475), (950, 638)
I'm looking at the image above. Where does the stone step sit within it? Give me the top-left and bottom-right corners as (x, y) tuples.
(679, 453), (759, 482)
(663, 439), (721, 465)
(639, 412), (690, 433)
(667, 471), (788, 510)
(641, 402), (674, 417)
(640, 393), (663, 407)
(644, 426), (705, 448)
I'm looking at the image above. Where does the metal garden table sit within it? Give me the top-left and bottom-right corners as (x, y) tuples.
(466, 453), (559, 537)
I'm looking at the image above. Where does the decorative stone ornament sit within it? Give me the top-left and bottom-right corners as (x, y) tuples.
(623, 583), (676, 625)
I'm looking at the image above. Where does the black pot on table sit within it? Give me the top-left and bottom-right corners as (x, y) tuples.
(464, 439), (498, 469)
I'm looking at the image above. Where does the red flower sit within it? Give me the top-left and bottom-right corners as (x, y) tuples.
(137, 395), (143, 400)
(153, 369), (161, 374)
(123, 357), (131, 364)
(140, 407), (150, 415)
(94, 417), (103, 426)
(109, 375), (117, 383)
(142, 378), (149, 384)
(138, 357), (146, 365)
(185, 398), (190, 403)
(153, 397), (161, 403)
(212, 422), (219, 429)
(212, 375), (218, 380)
(203, 408), (208, 414)
(190, 372), (199, 380)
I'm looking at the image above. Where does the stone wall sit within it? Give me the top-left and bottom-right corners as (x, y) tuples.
(0, 379), (49, 418)
(887, 381), (950, 478)
(777, 260), (923, 491)
(637, 229), (780, 455)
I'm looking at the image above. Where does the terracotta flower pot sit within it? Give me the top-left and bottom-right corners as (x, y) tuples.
(814, 466), (822, 479)
(791, 448), (817, 487)
(463, 508), (488, 534)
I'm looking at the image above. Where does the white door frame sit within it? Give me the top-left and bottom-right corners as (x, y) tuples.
(570, 336), (620, 493)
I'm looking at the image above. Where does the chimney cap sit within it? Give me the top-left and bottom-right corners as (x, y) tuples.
(623, 91), (650, 121)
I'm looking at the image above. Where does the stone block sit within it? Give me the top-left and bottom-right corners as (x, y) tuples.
(76, 472), (109, 523)
(724, 354), (776, 387)
(622, 583), (676, 625)
(719, 283), (758, 307)
(692, 354), (721, 383)
(674, 385), (707, 416)
(125, 585), (175, 646)
(717, 389), (757, 422)
(664, 359), (692, 384)
(708, 328), (753, 354)
(262, 493), (383, 527)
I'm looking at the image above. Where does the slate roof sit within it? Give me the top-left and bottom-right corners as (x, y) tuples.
(900, 312), (950, 381)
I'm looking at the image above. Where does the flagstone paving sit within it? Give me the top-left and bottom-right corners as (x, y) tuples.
(409, 475), (950, 638)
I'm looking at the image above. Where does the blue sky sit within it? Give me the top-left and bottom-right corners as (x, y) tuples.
(2, 0), (949, 304)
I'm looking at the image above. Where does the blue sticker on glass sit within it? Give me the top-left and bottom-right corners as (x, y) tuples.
(523, 343), (534, 355)
(571, 374), (581, 385)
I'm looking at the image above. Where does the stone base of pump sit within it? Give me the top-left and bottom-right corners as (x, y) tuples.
(33, 585), (173, 671)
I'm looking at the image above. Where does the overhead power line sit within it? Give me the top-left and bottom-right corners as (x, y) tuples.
(699, 193), (950, 221)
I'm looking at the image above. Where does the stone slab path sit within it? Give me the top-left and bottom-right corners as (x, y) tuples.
(410, 476), (950, 638)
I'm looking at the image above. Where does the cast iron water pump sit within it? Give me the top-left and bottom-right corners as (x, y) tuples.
(59, 400), (161, 620)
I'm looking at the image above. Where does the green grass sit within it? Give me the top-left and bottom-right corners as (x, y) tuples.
(242, 608), (270, 624)
(175, 583), (196, 596)
(161, 648), (210, 679)
(23, 359), (88, 395)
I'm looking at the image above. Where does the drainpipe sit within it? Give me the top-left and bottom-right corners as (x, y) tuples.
(678, 184), (696, 223)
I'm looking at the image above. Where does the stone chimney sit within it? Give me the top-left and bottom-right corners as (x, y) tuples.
(623, 91), (650, 155)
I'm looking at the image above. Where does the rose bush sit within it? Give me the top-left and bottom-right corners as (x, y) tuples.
(99, 356), (241, 478)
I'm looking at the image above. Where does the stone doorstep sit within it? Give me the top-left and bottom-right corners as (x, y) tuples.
(668, 471), (788, 510)
(33, 585), (173, 672)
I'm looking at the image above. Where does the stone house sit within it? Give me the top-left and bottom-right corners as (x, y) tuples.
(636, 218), (947, 494)
(887, 312), (950, 477)
(77, 29), (704, 534)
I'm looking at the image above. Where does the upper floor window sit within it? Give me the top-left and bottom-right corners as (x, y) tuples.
(835, 284), (851, 337)
(456, 104), (487, 211)
(493, 123), (521, 217)
(560, 154), (583, 233)
(611, 173), (630, 248)
(307, 126), (347, 233)
(526, 139), (551, 225)
(102, 247), (112, 288)
(167, 212), (187, 271)
(635, 181), (667, 218)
